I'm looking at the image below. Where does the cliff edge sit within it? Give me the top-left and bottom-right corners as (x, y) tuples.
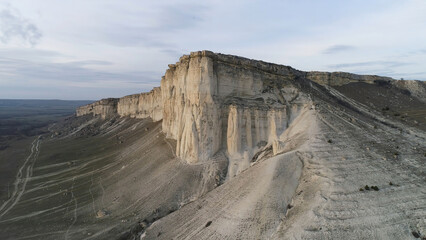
(76, 50), (426, 167)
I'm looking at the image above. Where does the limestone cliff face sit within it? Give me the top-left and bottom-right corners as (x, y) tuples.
(117, 87), (163, 121)
(160, 51), (310, 166)
(76, 98), (118, 119)
(76, 50), (421, 166)
(160, 54), (221, 163)
(76, 88), (163, 121)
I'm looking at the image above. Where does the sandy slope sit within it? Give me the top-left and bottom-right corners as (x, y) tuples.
(142, 83), (425, 239)
(142, 151), (303, 239)
(275, 87), (426, 239)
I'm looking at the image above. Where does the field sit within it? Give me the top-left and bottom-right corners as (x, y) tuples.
(0, 99), (92, 145)
(0, 99), (92, 217)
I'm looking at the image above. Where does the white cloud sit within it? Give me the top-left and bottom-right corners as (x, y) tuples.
(322, 45), (356, 55)
(0, 4), (42, 46)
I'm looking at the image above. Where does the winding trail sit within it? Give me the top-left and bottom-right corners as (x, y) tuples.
(88, 172), (97, 216)
(0, 136), (41, 219)
(64, 177), (77, 240)
(99, 177), (106, 209)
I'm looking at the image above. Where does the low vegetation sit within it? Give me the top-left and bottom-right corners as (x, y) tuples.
(360, 185), (380, 191)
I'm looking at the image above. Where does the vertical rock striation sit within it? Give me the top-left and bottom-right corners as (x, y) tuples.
(161, 54), (221, 163)
(117, 87), (163, 121)
(159, 51), (311, 166)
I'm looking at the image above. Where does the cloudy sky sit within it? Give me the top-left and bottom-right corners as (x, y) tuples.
(0, 0), (425, 100)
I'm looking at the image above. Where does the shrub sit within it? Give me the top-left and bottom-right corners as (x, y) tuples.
(411, 231), (420, 238)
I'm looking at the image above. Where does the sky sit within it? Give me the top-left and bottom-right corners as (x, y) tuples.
(0, 0), (425, 100)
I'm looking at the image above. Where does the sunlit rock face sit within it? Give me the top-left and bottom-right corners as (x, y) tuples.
(76, 51), (311, 165)
(160, 54), (221, 163)
(160, 51), (310, 166)
(76, 98), (118, 119)
(117, 87), (163, 121)
(77, 50), (426, 168)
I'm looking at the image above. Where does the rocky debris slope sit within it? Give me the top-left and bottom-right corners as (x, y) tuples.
(274, 83), (426, 240)
(142, 106), (318, 239)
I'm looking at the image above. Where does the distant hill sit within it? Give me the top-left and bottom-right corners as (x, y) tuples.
(0, 99), (92, 140)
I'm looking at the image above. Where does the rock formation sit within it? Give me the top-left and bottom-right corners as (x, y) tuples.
(77, 51), (310, 167)
(117, 87), (163, 121)
(76, 98), (118, 119)
(76, 51), (426, 169)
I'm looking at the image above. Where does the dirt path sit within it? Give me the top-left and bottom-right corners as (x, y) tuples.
(64, 177), (77, 240)
(0, 136), (41, 219)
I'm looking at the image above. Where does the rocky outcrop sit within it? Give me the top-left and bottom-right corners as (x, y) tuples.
(77, 50), (424, 166)
(392, 79), (426, 103)
(77, 51), (311, 165)
(117, 87), (163, 121)
(76, 88), (163, 121)
(76, 98), (118, 119)
(160, 51), (310, 166)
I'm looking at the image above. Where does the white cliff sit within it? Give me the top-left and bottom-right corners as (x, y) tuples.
(159, 51), (312, 168)
(76, 98), (118, 119)
(117, 87), (163, 121)
(76, 50), (425, 170)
